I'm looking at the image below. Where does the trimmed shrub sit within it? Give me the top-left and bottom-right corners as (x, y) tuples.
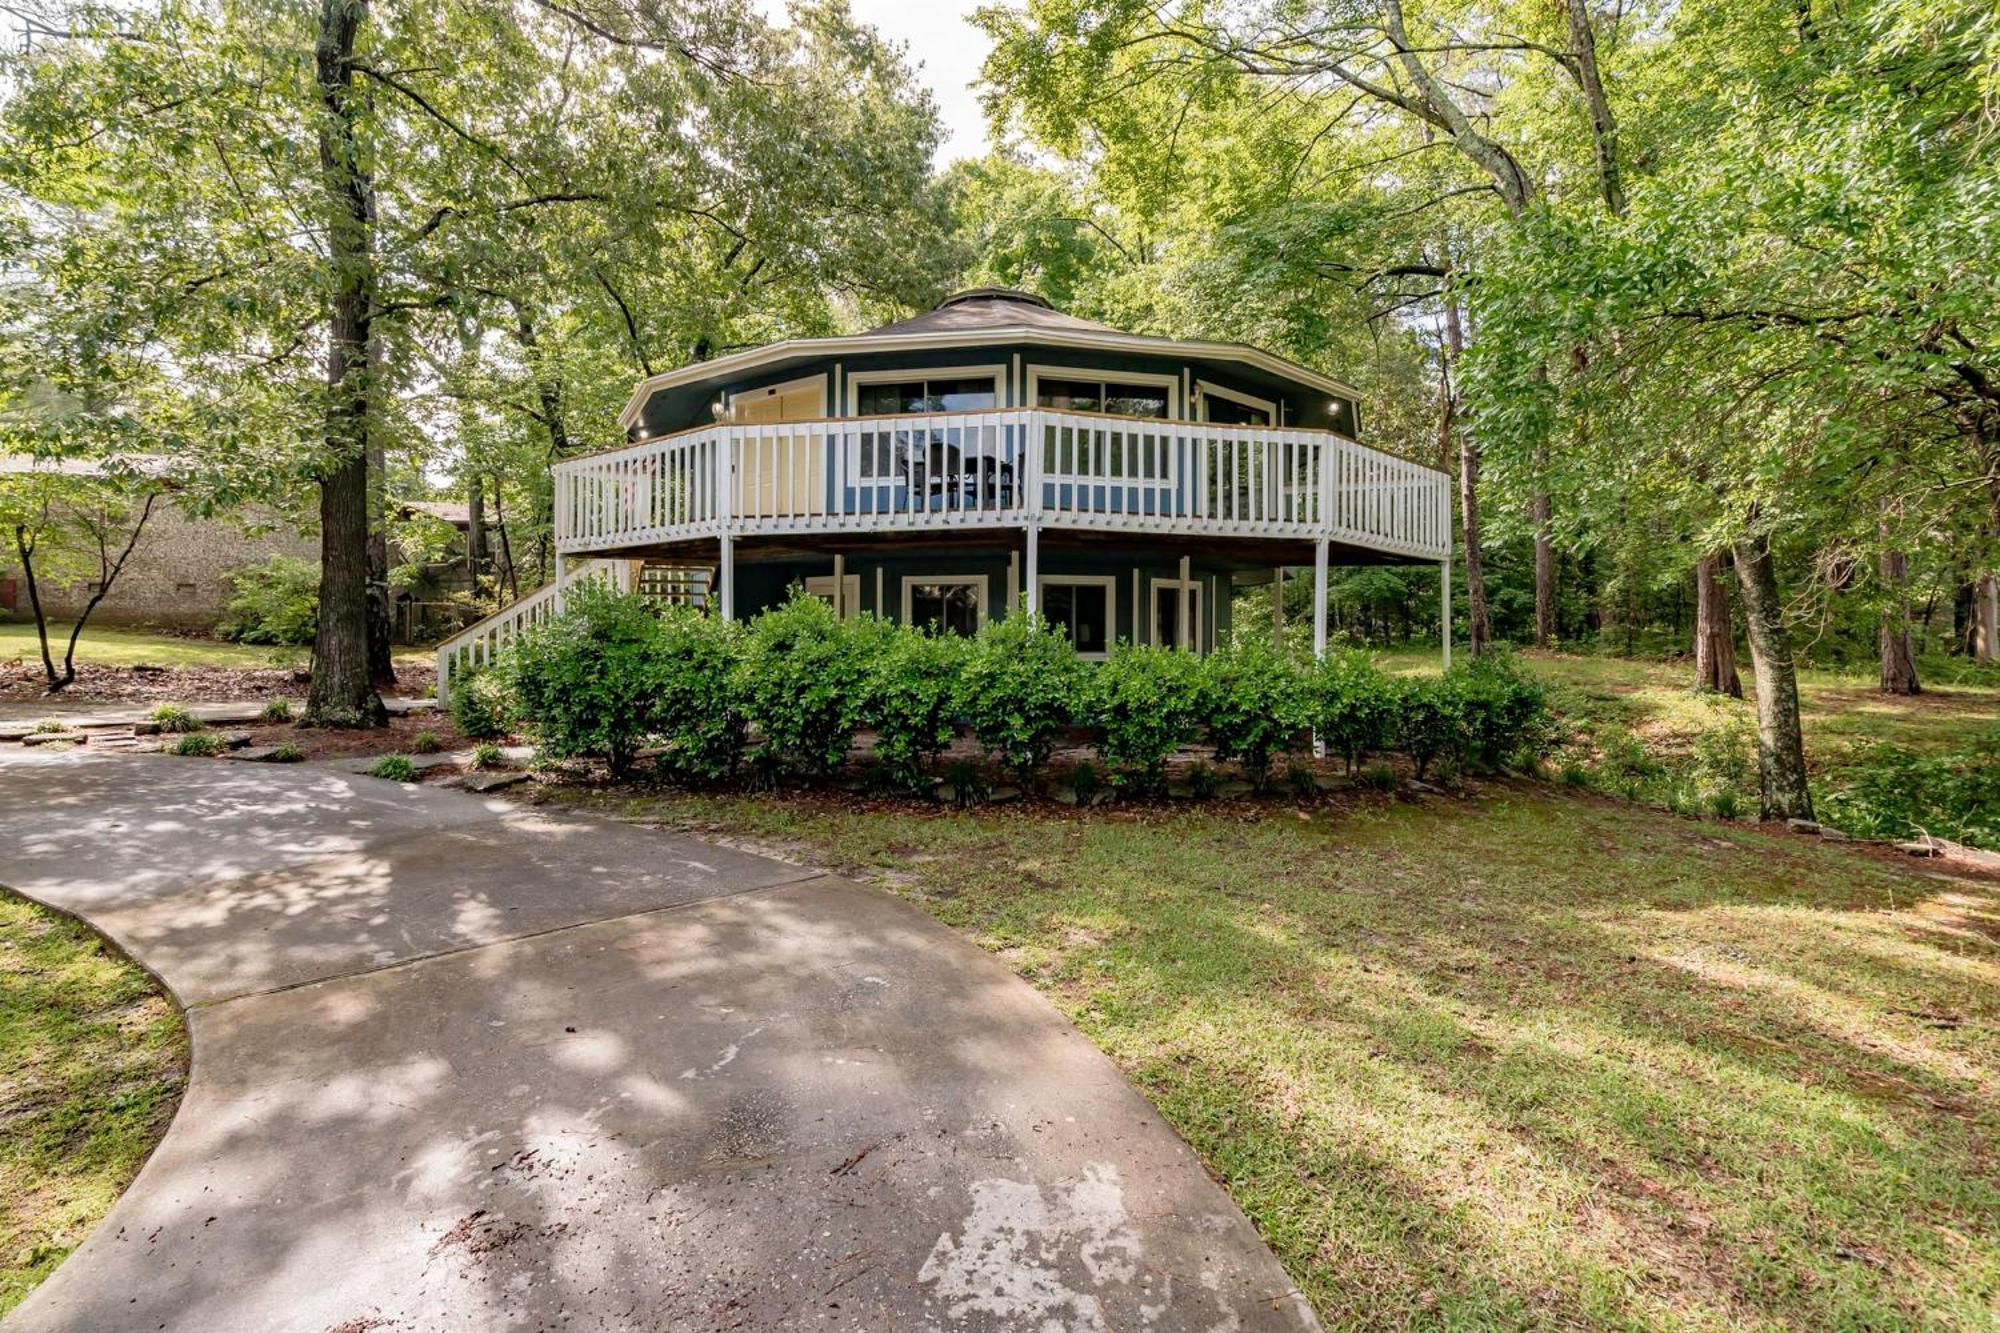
(956, 610), (1086, 781)
(448, 671), (513, 741)
(269, 741), (304, 763)
(149, 704), (202, 734)
(651, 606), (748, 784)
(219, 554), (319, 646)
(1396, 675), (1465, 780)
(368, 755), (417, 782)
(1087, 644), (1206, 791)
(166, 731), (225, 757)
(508, 584), (666, 779)
(865, 627), (969, 791)
(1202, 639), (1308, 788)
(409, 730), (442, 755)
(1455, 651), (1552, 772)
(469, 742), (503, 770)
(736, 592), (882, 779)
(259, 698), (294, 723)
(1311, 650), (1398, 773)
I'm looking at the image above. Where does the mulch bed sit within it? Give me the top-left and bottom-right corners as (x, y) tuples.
(0, 658), (437, 706)
(235, 710), (476, 762)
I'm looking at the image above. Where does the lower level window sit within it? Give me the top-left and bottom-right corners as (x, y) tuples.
(1040, 577), (1115, 657)
(1152, 580), (1205, 651)
(903, 576), (984, 636)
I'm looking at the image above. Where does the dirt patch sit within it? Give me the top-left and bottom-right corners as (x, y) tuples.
(236, 710), (476, 762)
(0, 659), (437, 707)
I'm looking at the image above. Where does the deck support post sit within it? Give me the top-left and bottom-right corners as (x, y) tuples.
(1008, 550), (1020, 617)
(1312, 539), (1329, 660)
(832, 552), (845, 618)
(1178, 554), (1192, 651)
(1440, 559), (1452, 670)
(717, 532), (735, 622)
(1024, 526), (1039, 617)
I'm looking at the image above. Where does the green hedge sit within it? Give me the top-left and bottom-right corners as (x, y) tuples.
(499, 589), (1553, 793)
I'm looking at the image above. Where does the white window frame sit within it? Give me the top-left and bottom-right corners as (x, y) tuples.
(1025, 365), (1181, 421)
(1148, 576), (1207, 653)
(1195, 378), (1277, 426)
(900, 573), (988, 634)
(802, 574), (862, 619)
(726, 372), (828, 422)
(1036, 573), (1119, 659)
(844, 364), (1007, 417)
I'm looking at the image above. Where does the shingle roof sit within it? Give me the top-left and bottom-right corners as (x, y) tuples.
(861, 288), (1122, 338)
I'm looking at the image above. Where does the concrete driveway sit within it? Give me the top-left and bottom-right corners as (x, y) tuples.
(0, 751), (1317, 1332)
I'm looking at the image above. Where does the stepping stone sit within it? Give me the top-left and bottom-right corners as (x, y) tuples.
(1786, 818), (1822, 834)
(1894, 839), (1942, 857)
(462, 770), (530, 793)
(230, 746), (300, 763)
(21, 730), (83, 747)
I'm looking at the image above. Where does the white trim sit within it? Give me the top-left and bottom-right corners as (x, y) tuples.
(1025, 365), (1181, 421)
(900, 572), (988, 633)
(1195, 378), (1277, 425)
(844, 364), (1006, 417)
(803, 574), (862, 619)
(1149, 576), (1206, 653)
(618, 326), (1363, 428)
(1036, 573), (1119, 659)
(726, 372), (828, 421)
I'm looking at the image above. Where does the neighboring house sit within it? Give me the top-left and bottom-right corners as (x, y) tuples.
(0, 456), (313, 631)
(439, 289), (1450, 691)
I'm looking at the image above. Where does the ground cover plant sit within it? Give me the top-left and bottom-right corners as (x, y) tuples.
(0, 892), (186, 1316)
(543, 781), (2000, 1330)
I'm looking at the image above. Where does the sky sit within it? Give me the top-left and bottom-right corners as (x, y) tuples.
(762, 0), (994, 164)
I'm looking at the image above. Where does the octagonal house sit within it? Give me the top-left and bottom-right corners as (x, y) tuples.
(439, 289), (1450, 694)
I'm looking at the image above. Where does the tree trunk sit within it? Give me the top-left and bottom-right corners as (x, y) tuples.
(489, 474), (519, 601)
(1877, 546), (1920, 694)
(1533, 490), (1556, 646)
(1694, 550), (1742, 696)
(467, 471), (489, 587)
(305, 0), (386, 728)
(12, 523), (59, 690)
(1562, 0), (1626, 216)
(365, 367), (395, 686)
(1976, 573), (1998, 663)
(1732, 530), (1813, 821)
(1442, 290), (1490, 655)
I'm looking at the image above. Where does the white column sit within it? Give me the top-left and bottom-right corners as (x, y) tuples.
(1177, 554), (1192, 651)
(1440, 559), (1452, 670)
(718, 533), (735, 621)
(1312, 539), (1329, 659)
(1272, 566), (1283, 648)
(1024, 527), (1040, 617)
(832, 552), (845, 619)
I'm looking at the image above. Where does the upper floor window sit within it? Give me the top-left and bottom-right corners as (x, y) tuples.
(855, 375), (999, 416)
(1198, 380), (1275, 427)
(1035, 376), (1169, 420)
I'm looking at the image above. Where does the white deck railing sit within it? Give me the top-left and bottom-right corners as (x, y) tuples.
(435, 558), (634, 703)
(554, 409), (1449, 561)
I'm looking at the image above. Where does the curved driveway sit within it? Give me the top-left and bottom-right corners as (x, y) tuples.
(0, 751), (1317, 1332)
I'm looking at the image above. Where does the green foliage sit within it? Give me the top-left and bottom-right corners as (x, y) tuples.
(1087, 644), (1206, 790)
(1067, 760), (1103, 802)
(448, 672), (513, 742)
(268, 741), (303, 763)
(368, 755), (417, 782)
(956, 610), (1086, 780)
(1359, 761), (1397, 792)
(864, 627), (969, 791)
(1285, 760), (1320, 798)
(650, 607), (748, 784)
(734, 593), (883, 780)
(1396, 677), (1464, 781)
(409, 731), (442, 755)
(469, 742), (503, 770)
(148, 705), (200, 734)
(217, 557), (319, 647)
(258, 698), (293, 723)
(29, 719), (67, 735)
(165, 732), (224, 757)
(507, 585), (667, 779)
(1819, 734), (2000, 849)
(1454, 652), (1553, 772)
(1182, 761), (1223, 799)
(1309, 651), (1397, 773)
(1201, 639), (1307, 788)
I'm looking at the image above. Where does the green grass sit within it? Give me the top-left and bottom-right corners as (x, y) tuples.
(0, 620), (291, 669)
(554, 784), (2000, 1330)
(0, 891), (186, 1316)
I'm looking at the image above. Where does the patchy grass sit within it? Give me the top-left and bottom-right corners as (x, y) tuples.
(552, 782), (2000, 1330)
(0, 891), (186, 1316)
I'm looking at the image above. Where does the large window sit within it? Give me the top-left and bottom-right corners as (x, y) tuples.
(1198, 381), (1276, 427)
(1034, 376), (1170, 420)
(855, 375), (999, 416)
(1151, 578), (1205, 652)
(902, 575), (985, 637)
(1040, 576), (1117, 658)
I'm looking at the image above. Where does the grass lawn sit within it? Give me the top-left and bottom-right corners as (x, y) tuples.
(0, 620), (291, 670)
(0, 891), (186, 1316)
(555, 782), (2000, 1330)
